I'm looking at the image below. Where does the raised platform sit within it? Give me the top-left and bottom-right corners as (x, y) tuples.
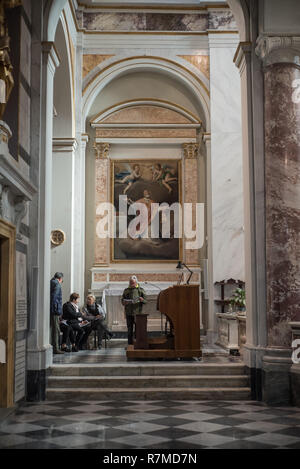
(47, 342), (251, 401)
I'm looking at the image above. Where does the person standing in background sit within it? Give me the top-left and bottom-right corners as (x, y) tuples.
(50, 272), (64, 354)
(121, 275), (147, 345)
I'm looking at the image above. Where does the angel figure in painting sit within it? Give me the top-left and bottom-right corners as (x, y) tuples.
(115, 164), (141, 194)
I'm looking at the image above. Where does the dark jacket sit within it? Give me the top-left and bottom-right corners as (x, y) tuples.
(50, 278), (63, 316)
(62, 301), (82, 325)
(82, 303), (105, 322)
(121, 284), (147, 316)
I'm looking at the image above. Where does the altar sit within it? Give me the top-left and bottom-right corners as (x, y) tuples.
(89, 267), (203, 333)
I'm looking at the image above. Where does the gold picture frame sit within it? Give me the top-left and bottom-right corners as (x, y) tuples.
(110, 159), (182, 263)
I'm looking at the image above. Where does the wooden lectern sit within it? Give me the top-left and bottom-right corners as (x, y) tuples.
(126, 284), (202, 359)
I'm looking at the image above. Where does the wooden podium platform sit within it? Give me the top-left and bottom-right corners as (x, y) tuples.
(126, 284), (202, 360)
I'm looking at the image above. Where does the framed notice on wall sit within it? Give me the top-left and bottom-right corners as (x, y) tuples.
(15, 251), (27, 331)
(111, 159), (182, 262)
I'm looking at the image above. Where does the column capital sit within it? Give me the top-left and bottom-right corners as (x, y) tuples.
(94, 142), (110, 159)
(182, 142), (199, 159)
(255, 35), (300, 67)
(41, 41), (60, 72)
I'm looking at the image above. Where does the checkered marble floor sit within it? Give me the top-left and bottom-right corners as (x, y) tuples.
(1, 400), (300, 449)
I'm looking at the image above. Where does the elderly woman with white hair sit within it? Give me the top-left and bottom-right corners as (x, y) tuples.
(81, 294), (113, 349)
(121, 275), (147, 345)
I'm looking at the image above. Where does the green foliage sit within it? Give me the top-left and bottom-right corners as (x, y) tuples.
(230, 288), (246, 308)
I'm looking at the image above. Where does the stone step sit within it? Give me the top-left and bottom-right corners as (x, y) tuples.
(49, 363), (246, 377)
(46, 386), (252, 401)
(47, 374), (249, 389)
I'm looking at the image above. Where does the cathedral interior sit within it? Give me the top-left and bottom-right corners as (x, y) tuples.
(0, 0), (300, 452)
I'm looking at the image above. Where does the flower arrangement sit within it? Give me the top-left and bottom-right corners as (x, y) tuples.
(230, 288), (246, 311)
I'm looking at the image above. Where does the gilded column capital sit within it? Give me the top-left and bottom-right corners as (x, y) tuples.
(94, 142), (110, 159)
(182, 142), (199, 159)
(255, 35), (300, 67)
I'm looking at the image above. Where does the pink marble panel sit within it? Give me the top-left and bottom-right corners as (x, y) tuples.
(184, 156), (199, 265)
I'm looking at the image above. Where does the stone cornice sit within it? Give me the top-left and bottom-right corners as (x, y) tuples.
(52, 138), (78, 153)
(255, 35), (300, 67)
(233, 41), (252, 72)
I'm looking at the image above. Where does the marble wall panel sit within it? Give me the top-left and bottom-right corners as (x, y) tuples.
(82, 12), (208, 32)
(94, 158), (109, 265)
(178, 55), (210, 80)
(82, 54), (114, 78)
(101, 106), (191, 124)
(208, 10), (237, 30)
(211, 132), (244, 283)
(264, 64), (300, 347)
(184, 156), (200, 265)
(108, 273), (182, 282)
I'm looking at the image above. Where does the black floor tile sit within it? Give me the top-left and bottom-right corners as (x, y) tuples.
(149, 417), (196, 427)
(216, 440), (277, 449)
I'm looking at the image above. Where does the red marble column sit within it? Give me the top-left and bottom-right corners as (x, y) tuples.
(264, 63), (300, 346)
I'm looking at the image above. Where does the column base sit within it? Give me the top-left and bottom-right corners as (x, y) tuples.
(290, 365), (300, 406)
(26, 345), (53, 402)
(26, 369), (47, 402)
(262, 348), (293, 406)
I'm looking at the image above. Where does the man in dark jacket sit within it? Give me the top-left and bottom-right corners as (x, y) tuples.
(50, 272), (64, 354)
(62, 293), (88, 351)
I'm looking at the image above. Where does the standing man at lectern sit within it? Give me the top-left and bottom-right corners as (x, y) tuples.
(121, 275), (147, 345)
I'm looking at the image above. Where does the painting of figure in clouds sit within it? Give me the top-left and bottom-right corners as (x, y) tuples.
(112, 159), (181, 262)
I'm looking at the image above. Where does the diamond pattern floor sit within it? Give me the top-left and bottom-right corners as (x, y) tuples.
(1, 399), (300, 449)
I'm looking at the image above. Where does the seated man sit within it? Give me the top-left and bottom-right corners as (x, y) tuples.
(81, 294), (113, 349)
(62, 293), (90, 351)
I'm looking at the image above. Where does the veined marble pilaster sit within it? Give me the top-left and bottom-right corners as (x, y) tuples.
(94, 142), (110, 265)
(183, 142), (199, 266)
(255, 37), (300, 348)
(264, 63), (300, 346)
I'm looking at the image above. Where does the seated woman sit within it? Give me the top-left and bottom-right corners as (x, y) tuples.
(59, 319), (77, 353)
(81, 294), (113, 349)
(62, 293), (90, 352)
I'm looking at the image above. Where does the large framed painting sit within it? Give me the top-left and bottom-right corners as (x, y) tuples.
(111, 159), (182, 262)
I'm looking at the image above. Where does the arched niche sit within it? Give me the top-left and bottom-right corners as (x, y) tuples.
(83, 57), (210, 132)
(53, 17), (74, 138)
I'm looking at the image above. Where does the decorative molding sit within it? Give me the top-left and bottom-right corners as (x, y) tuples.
(90, 98), (201, 126)
(94, 142), (110, 159)
(233, 41), (252, 73)
(83, 56), (210, 97)
(255, 35), (300, 67)
(52, 138), (78, 153)
(183, 142), (199, 159)
(51, 229), (66, 247)
(14, 196), (27, 241)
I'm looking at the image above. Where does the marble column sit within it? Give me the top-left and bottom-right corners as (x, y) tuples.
(94, 142), (110, 266)
(182, 142), (200, 267)
(27, 41), (60, 383)
(256, 36), (300, 346)
(255, 36), (300, 404)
